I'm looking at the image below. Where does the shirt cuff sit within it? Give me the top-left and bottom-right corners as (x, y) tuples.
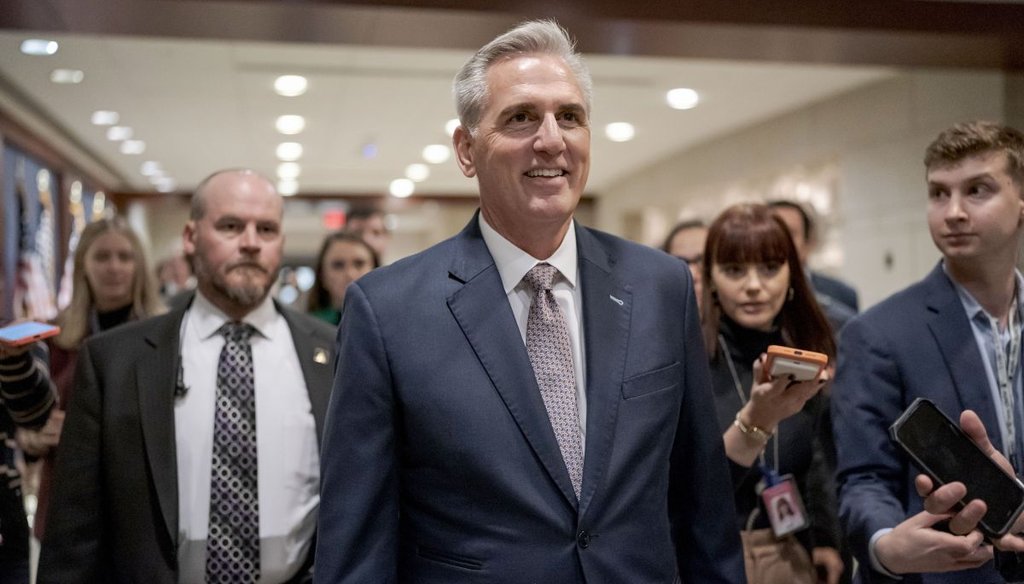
(869, 528), (903, 579)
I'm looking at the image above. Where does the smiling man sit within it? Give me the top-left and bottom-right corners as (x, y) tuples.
(833, 121), (1024, 583)
(314, 19), (743, 584)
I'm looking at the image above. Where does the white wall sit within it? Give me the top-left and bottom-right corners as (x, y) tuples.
(597, 69), (1006, 308)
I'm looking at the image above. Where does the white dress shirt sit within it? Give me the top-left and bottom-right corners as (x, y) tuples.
(479, 214), (588, 452)
(175, 292), (319, 583)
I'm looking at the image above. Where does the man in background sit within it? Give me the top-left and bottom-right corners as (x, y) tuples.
(39, 169), (335, 583)
(833, 121), (1024, 583)
(770, 200), (859, 319)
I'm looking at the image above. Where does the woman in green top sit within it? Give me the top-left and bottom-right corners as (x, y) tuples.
(308, 230), (379, 325)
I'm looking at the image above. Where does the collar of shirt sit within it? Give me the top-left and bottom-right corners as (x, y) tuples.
(187, 290), (277, 342)
(944, 262), (1024, 326)
(478, 213), (578, 294)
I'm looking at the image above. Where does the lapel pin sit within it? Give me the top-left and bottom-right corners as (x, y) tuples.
(313, 348), (329, 364)
(609, 294), (624, 306)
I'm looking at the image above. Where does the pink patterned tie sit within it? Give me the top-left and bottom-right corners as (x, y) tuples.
(523, 263), (584, 499)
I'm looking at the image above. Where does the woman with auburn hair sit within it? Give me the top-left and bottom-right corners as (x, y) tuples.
(701, 203), (843, 584)
(18, 216), (163, 539)
(307, 230), (379, 325)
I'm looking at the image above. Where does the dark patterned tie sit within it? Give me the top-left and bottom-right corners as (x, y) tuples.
(523, 263), (584, 499)
(206, 321), (259, 582)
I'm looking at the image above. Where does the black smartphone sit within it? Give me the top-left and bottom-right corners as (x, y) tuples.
(890, 398), (1024, 537)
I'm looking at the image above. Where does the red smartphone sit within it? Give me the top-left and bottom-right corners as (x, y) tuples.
(0, 321), (60, 347)
(763, 345), (828, 382)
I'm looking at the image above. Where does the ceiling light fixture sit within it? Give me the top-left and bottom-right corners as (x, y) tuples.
(389, 178), (415, 198)
(91, 110), (119, 125)
(20, 39), (59, 56)
(120, 140), (146, 155)
(277, 162), (301, 180)
(422, 144), (451, 164)
(275, 115), (306, 135)
(405, 163), (430, 182)
(50, 69), (84, 84)
(106, 126), (133, 141)
(666, 88), (700, 110)
(445, 118), (461, 137)
(140, 161), (162, 176)
(605, 122), (636, 143)
(274, 75), (308, 97)
(276, 142), (303, 161)
(278, 179), (299, 196)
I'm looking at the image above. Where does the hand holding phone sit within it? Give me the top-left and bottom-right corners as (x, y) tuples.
(764, 345), (828, 382)
(891, 398), (1024, 537)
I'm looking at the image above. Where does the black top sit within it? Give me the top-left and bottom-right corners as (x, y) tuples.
(96, 303), (134, 332)
(708, 315), (838, 551)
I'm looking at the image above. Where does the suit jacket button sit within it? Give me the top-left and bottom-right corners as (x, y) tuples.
(577, 530), (590, 549)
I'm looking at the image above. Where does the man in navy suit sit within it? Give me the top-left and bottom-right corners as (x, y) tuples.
(314, 19), (744, 584)
(833, 121), (1024, 583)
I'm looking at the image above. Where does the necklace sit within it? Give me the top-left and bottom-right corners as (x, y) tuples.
(718, 333), (778, 472)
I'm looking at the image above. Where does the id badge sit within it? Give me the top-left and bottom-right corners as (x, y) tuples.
(760, 473), (810, 537)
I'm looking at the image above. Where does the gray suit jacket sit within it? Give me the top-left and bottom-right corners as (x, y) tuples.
(37, 297), (335, 584)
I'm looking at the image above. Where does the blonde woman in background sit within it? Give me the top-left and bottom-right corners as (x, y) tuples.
(18, 216), (163, 540)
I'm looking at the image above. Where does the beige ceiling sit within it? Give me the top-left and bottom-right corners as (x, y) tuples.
(0, 29), (894, 198)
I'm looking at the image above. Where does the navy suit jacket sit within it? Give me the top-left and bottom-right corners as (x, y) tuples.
(314, 217), (744, 583)
(833, 264), (1006, 584)
(811, 270), (860, 314)
(37, 298), (335, 584)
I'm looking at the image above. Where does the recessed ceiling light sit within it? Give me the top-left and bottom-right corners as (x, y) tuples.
(274, 75), (308, 97)
(106, 126), (133, 141)
(21, 39), (59, 56)
(445, 118), (461, 137)
(422, 144), (451, 164)
(405, 163), (430, 182)
(140, 161), (162, 176)
(389, 178), (415, 198)
(91, 110), (119, 126)
(605, 122), (635, 143)
(666, 88), (700, 110)
(154, 177), (177, 192)
(275, 115), (305, 135)
(120, 140), (146, 155)
(277, 162), (301, 180)
(361, 142), (378, 160)
(50, 69), (84, 84)
(278, 179), (299, 196)
(276, 142), (303, 161)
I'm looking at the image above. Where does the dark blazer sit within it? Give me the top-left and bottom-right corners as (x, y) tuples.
(37, 297), (335, 584)
(314, 217), (744, 583)
(811, 270), (860, 314)
(833, 264), (1004, 584)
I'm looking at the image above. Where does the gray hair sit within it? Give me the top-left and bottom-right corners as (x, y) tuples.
(190, 168), (275, 220)
(453, 19), (593, 134)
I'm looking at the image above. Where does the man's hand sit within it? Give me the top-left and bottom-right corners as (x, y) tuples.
(812, 546), (844, 584)
(875, 510), (992, 574)
(915, 410), (1024, 552)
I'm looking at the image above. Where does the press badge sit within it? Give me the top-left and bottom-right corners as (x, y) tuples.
(757, 472), (810, 537)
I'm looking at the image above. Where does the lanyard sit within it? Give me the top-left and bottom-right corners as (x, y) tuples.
(989, 295), (1022, 460)
(719, 334), (779, 480)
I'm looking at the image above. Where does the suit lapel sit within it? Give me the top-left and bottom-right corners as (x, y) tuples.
(137, 306), (188, 546)
(925, 265), (1004, 451)
(446, 218), (579, 508)
(278, 304), (334, 446)
(576, 226), (630, 515)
